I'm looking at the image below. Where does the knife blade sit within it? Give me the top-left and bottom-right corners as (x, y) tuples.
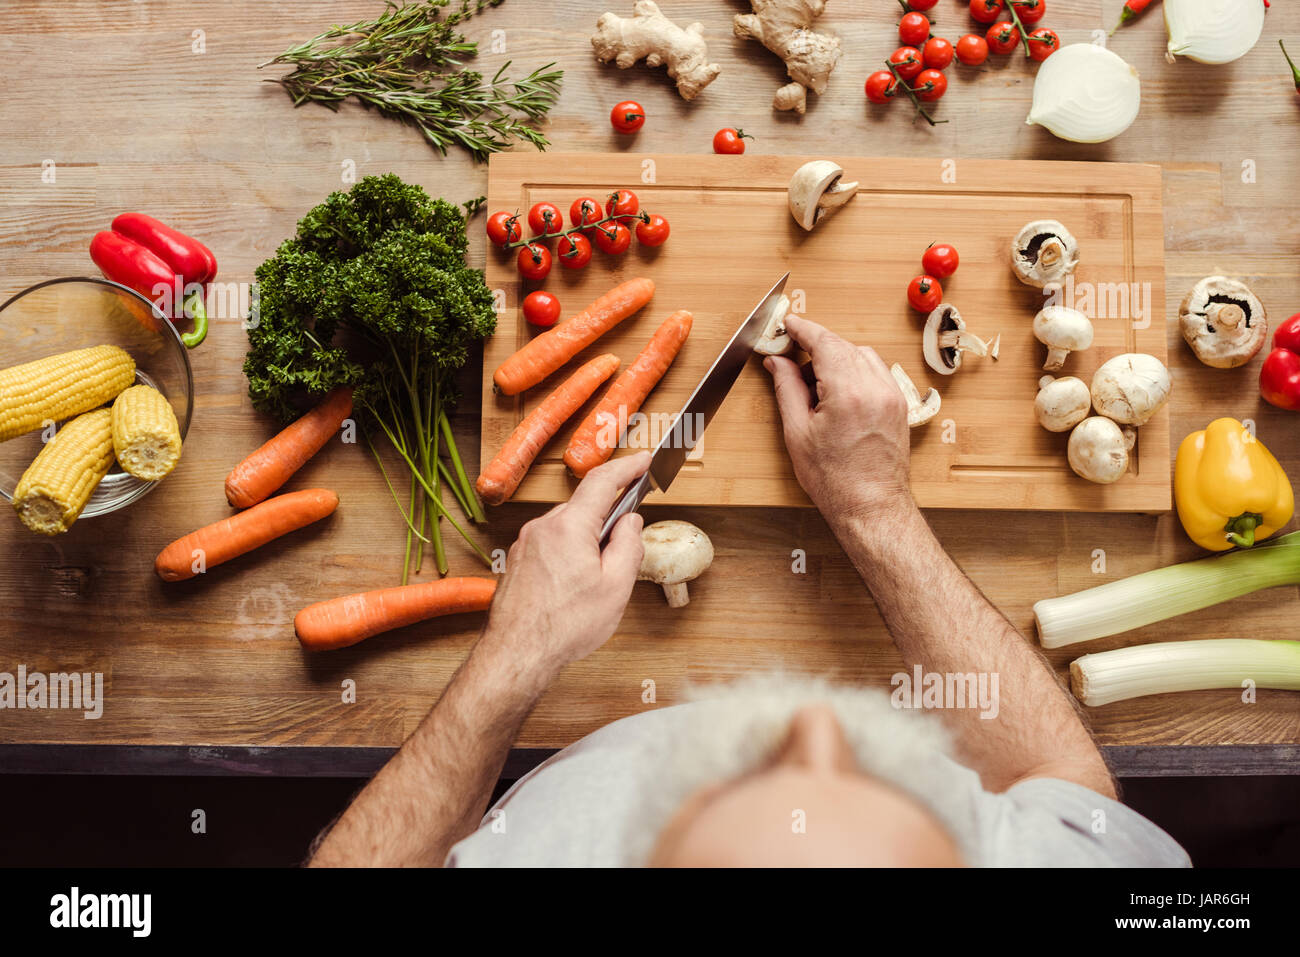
(598, 272), (790, 545)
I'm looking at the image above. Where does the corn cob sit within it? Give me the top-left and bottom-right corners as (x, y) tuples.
(13, 409), (115, 535)
(0, 345), (136, 442)
(111, 385), (182, 481)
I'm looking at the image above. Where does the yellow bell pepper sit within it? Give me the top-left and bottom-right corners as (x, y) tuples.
(1175, 418), (1294, 552)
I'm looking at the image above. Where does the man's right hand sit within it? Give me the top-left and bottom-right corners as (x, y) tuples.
(764, 314), (913, 521)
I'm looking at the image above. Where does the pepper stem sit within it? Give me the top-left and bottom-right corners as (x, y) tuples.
(181, 291), (208, 348)
(1226, 513), (1264, 549)
(1282, 40), (1300, 90)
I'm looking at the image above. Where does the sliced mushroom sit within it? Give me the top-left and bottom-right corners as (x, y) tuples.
(890, 363), (941, 428)
(1035, 375), (1091, 432)
(1012, 219), (1080, 288)
(1068, 416), (1135, 484)
(1090, 353), (1171, 427)
(788, 161), (859, 231)
(922, 304), (995, 376)
(753, 294), (795, 356)
(1178, 276), (1268, 369)
(638, 520), (713, 608)
(1033, 306), (1094, 371)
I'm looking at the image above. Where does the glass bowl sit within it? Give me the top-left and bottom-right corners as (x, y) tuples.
(0, 277), (194, 520)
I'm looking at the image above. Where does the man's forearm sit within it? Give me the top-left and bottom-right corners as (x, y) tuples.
(308, 632), (554, 867)
(830, 501), (1114, 797)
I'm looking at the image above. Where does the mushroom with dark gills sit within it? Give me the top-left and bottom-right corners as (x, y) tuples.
(922, 304), (999, 376)
(1179, 276), (1268, 369)
(1011, 219), (1079, 288)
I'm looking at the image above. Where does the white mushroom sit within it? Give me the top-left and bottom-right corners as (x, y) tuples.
(788, 161), (859, 232)
(638, 520), (713, 607)
(1033, 306), (1094, 371)
(923, 304), (995, 376)
(1034, 375), (1091, 432)
(753, 294), (794, 357)
(1068, 416), (1135, 484)
(1090, 353), (1171, 427)
(1012, 220), (1080, 288)
(890, 363), (941, 428)
(1178, 276), (1268, 369)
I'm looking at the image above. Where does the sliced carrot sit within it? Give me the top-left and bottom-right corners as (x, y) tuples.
(476, 353), (620, 505)
(563, 310), (693, 478)
(155, 488), (339, 582)
(225, 387), (353, 509)
(492, 277), (654, 396)
(295, 576), (498, 651)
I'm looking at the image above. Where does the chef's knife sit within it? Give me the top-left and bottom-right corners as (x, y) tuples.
(597, 272), (790, 545)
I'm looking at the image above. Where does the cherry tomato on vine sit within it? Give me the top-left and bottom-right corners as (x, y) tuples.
(905, 0), (939, 8)
(986, 21), (1021, 56)
(865, 70), (899, 104)
(969, 0), (1005, 24)
(569, 196), (603, 232)
(1027, 27), (1060, 61)
(921, 243), (960, 279)
(594, 221), (632, 254)
(899, 12), (930, 47)
(922, 37), (954, 70)
(635, 213), (670, 246)
(605, 189), (639, 218)
(522, 290), (562, 328)
(713, 128), (751, 154)
(517, 242), (552, 280)
(907, 275), (944, 312)
(889, 46), (924, 81)
(914, 69), (948, 102)
(558, 233), (592, 269)
(955, 34), (990, 66)
(610, 100), (645, 134)
(1012, 0), (1046, 25)
(527, 202), (563, 236)
(486, 211), (521, 247)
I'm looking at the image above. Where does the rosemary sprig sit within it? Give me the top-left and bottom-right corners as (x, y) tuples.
(261, 0), (562, 161)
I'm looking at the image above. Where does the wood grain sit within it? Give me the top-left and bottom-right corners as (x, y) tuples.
(0, 1), (1298, 768)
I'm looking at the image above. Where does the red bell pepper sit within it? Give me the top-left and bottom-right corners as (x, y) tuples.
(89, 213), (217, 348)
(1260, 313), (1300, 411)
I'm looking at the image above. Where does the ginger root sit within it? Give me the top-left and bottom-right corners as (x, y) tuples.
(734, 0), (842, 113)
(593, 1), (721, 100)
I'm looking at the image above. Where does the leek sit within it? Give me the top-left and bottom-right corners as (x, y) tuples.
(1034, 531), (1300, 649)
(1071, 639), (1300, 707)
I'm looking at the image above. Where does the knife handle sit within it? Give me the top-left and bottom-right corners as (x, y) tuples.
(598, 471), (653, 547)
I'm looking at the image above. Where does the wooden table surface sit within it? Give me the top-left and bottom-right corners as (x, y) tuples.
(2, 1), (1298, 776)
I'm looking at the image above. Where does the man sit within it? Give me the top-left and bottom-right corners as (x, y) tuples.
(308, 316), (1189, 868)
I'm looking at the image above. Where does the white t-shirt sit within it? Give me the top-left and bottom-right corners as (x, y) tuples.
(446, 702), (1191, 868)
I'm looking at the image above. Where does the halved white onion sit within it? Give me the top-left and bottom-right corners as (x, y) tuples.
(1026, 44), (1141, 144)
(1165, 0), (1266, 65)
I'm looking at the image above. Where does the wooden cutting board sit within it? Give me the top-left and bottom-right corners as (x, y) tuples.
(481, 154), (1169, 512)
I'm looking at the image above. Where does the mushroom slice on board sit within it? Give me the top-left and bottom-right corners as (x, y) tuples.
(922, 304), (996, 376)
(638, 520), (713, 608)
(1179, 276), (1268, 369)
(1090, 353), (1171, 427)
(788, 161), (859, 231)
(1033, 306), (1094, 371)
(1035, 375), (1091, 433)
(1068, 416), (1135, 485)
(890, 363), (941, 428)
(1012, 220), (1080, 288)
(753, 294), (795, 356)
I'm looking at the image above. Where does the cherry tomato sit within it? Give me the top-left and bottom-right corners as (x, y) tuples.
(486, 211), (521, 247)
(889, 46), (925, 81)
(1012, 0), (1046, 25)
(1027, 27), (1060, 61)
(522, 290), (562, 328)
(712, 128), (751, 154)
(610, 100), (645, 134)
(914, 69), (948, 102)
(569, 196), (603, 233)
(986, 21), (1021, 56)
(955, 34), (990, 66)
(865, 70), (899, 104)
(593, 221), (632, 255)
(921, 243), (960, 279)
(969, 0), (1005, 24)
(517, 242), (552, 280)
(605, 189), (639, 218)
(922, 37), (954, 70)
(527, 202), (563, 236)
(635, 213), (670, 246)
(906, 0), (939, 8)
(907, 275), (943, 312)
(899, 12), (930, 46)
(557, 232), (592, 269)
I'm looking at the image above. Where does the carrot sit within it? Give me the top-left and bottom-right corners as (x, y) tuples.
(155, 488), (339, 582)
(563, 310), (693, 478)
(225, 387), (353, 508)
(476, 353), (620, 505)
(295, 576), (498, 652)
(492, 277), (654, 396)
